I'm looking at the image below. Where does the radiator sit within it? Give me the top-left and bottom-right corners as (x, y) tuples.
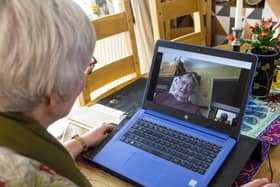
(94, 33), (127, 69)
(90, 33), (135, 100)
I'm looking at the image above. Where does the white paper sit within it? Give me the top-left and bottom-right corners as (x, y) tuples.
(67, 104), (125, 130)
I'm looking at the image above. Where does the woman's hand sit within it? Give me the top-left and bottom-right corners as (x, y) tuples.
(82, 122), (116, 148)
(241, 178), (280, 187)
(64, 122), (115, 159)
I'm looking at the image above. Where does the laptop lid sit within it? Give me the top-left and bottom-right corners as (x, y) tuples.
(143, 40), (257, 139)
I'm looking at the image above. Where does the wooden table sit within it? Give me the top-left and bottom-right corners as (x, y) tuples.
(78, 163), (133, 187)
(254, 144), (280, 183)
(214, 43), (249, 51)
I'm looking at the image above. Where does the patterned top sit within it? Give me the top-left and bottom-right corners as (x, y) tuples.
(0, 112), (91, 187)
(0, 147), (78, 187)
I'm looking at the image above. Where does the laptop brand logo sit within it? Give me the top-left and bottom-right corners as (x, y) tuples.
(184, 114), (189, 120)
(188, 179), (197, 187)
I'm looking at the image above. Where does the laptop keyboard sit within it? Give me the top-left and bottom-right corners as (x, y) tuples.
(120, 119), (222, 175)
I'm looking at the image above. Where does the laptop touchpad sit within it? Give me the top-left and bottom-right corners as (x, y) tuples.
(122, 153), (166, 184)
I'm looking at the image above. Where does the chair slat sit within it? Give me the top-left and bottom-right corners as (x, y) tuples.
(86, 56), (135, 91)
(93, 12), (128, 40)
(160, 0), (198, 21)
(175, 32), (204, 45)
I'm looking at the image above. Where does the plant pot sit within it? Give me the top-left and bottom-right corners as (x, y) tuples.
(247, 49), (280, 96)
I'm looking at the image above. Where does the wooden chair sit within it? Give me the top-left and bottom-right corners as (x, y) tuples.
(79, 0), (141, 106)
(149, 0), (212, 46)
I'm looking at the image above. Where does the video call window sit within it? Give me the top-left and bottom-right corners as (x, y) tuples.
(152, 47), (251, 127)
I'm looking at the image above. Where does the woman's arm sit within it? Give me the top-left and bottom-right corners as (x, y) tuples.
(64, 123), (115, 159)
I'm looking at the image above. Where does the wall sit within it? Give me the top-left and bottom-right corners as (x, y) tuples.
(215, 0), (280, 45)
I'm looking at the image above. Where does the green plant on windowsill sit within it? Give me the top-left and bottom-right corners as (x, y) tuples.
(227, 18), (280, 55)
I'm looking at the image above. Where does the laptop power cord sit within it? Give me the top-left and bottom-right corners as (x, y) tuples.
(268, 150), (273, 182)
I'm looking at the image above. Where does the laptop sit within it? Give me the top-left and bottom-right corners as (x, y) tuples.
(83, 40), (257, 187)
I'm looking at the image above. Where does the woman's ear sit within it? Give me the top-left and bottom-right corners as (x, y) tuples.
(47, 94), (69, 120)
(37, 96), (51, 107)
(41, 95), (64, 110)
(49, 95), (59, 108)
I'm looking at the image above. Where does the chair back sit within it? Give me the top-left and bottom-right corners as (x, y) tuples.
(149, 0), (212, 46)
(79, 0), (140, 106)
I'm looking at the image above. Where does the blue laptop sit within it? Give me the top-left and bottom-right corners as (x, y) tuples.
(84, 40), (257, 187)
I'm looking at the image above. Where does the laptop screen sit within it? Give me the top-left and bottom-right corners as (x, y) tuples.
(144, 41), (256, 137)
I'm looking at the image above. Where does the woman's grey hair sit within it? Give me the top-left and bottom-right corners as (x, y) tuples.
(0, 0), (96, 112)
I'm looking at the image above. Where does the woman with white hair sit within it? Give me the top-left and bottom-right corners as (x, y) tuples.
(154, 72), (201, 115)
(0, 0), (114, 186)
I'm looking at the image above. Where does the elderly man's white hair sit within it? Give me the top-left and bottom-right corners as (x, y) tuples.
(0, 0), (96, 112)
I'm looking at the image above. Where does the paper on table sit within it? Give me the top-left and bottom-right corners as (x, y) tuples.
(67, 104), (125, 130)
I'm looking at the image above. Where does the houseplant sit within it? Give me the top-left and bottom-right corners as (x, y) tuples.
(227, 18), (280, 96)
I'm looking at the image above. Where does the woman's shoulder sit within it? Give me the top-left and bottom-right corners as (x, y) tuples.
(0, 147), (78, 187)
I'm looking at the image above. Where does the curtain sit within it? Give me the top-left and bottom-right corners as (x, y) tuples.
(129, 0), (154, 73)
